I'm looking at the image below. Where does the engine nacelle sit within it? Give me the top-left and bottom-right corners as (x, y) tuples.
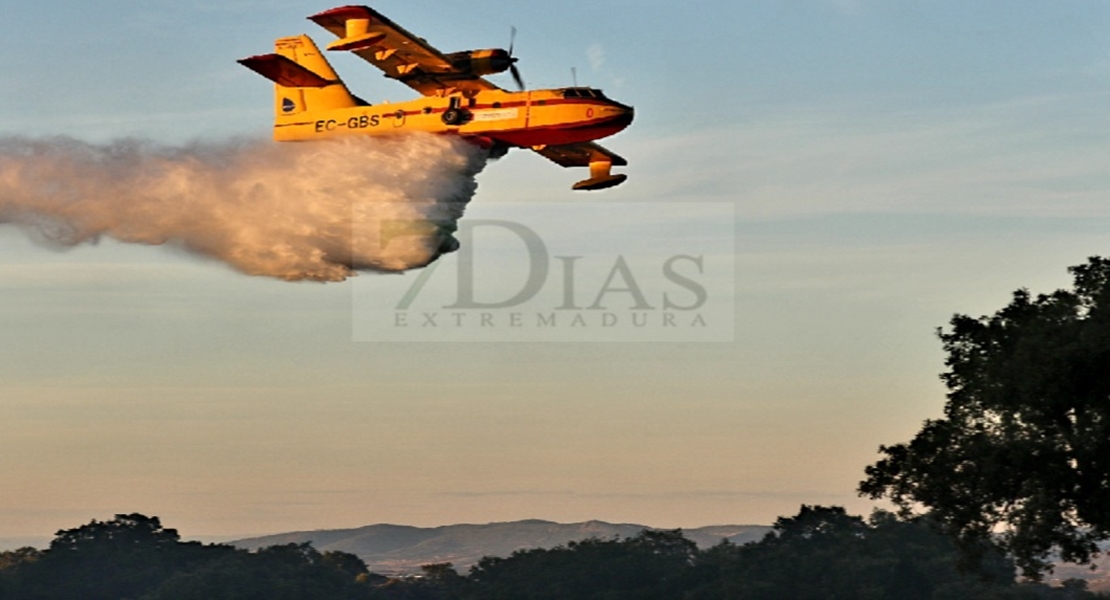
(445, 49), (515, 77)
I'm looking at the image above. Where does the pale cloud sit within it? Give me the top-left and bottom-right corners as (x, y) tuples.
(587, 43), (605, 71)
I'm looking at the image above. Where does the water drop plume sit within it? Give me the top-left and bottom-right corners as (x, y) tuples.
(0, 134), (488, 282)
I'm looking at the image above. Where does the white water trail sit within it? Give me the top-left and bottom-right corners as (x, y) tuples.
(0, 134), (488, 282)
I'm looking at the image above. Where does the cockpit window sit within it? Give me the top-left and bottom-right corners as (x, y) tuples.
(560, 87), (603, 99)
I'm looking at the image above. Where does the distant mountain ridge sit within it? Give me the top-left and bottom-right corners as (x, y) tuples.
(231, 519), (772, 574)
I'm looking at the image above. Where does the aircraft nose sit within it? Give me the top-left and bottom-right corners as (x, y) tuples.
(613, 104), (634, 126)
(611, 101), (634, 120)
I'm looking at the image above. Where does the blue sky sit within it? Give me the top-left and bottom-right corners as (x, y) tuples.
(1, 0), (1109, 543)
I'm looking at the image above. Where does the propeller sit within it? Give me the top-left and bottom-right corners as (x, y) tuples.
(507, 26), (525, 90)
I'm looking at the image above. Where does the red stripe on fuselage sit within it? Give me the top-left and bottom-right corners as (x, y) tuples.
(484, 112), (634, 148)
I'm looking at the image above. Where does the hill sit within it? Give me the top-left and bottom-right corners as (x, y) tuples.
(231, 519), (771, 574)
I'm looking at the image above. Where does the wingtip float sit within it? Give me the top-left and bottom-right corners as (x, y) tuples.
(238, 5), (634, 191)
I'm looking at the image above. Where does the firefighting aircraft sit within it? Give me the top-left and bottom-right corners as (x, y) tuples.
(238, 5), (634, 190)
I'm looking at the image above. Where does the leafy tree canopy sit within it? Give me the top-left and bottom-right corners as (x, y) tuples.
(685, 506), (1025, 600)
(0, 510), (1098, 599)
(0, 514), (369, 600)
(463, 528), (697, 600)
(860, 257), (1110, 577)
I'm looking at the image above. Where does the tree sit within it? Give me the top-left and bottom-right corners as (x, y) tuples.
(464, 529), (697, 600)
(0, 547), (43, 599)
(0, 547), (43, 571)
(860, 257), (1110, 577)
(6, 513), (229, 600)
(685, 506), (1083, 600)
(140, 543), (372, 600)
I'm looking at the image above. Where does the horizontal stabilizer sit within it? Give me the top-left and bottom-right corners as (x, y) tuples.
(238, 54), (335, 88)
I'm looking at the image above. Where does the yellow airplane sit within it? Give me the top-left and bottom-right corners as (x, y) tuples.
(239, 5), (634, 191)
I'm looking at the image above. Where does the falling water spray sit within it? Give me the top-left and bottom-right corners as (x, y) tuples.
(0, 134), (488, 282)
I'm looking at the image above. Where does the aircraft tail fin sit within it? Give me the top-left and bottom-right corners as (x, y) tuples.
(238, 34), (362, 119)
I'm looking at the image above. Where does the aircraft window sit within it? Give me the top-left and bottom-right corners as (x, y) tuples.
(563, 88), (601, 98)
(492, 102), (502, 108)
(422, 107), (432, 114)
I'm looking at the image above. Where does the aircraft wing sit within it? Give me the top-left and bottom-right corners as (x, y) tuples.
(533, 142), (629, 191)
(533, 142), (628, 169)
(308, 5), (501, 96)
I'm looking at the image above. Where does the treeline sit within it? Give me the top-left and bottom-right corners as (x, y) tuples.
(0, 508), (1101, 600)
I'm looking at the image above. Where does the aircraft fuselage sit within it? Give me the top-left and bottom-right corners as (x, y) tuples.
(273, 87), (634, 150)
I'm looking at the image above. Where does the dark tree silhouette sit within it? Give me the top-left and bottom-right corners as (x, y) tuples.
(0, 511), (1099, 599)
(684, 506), (1023, 600)
(141, 543), (371, 600)
(861, 257), (1110, 576)
(0, 514), (371, 600)
(463, 529), (697, 600)
(12, 513), (224, 600)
